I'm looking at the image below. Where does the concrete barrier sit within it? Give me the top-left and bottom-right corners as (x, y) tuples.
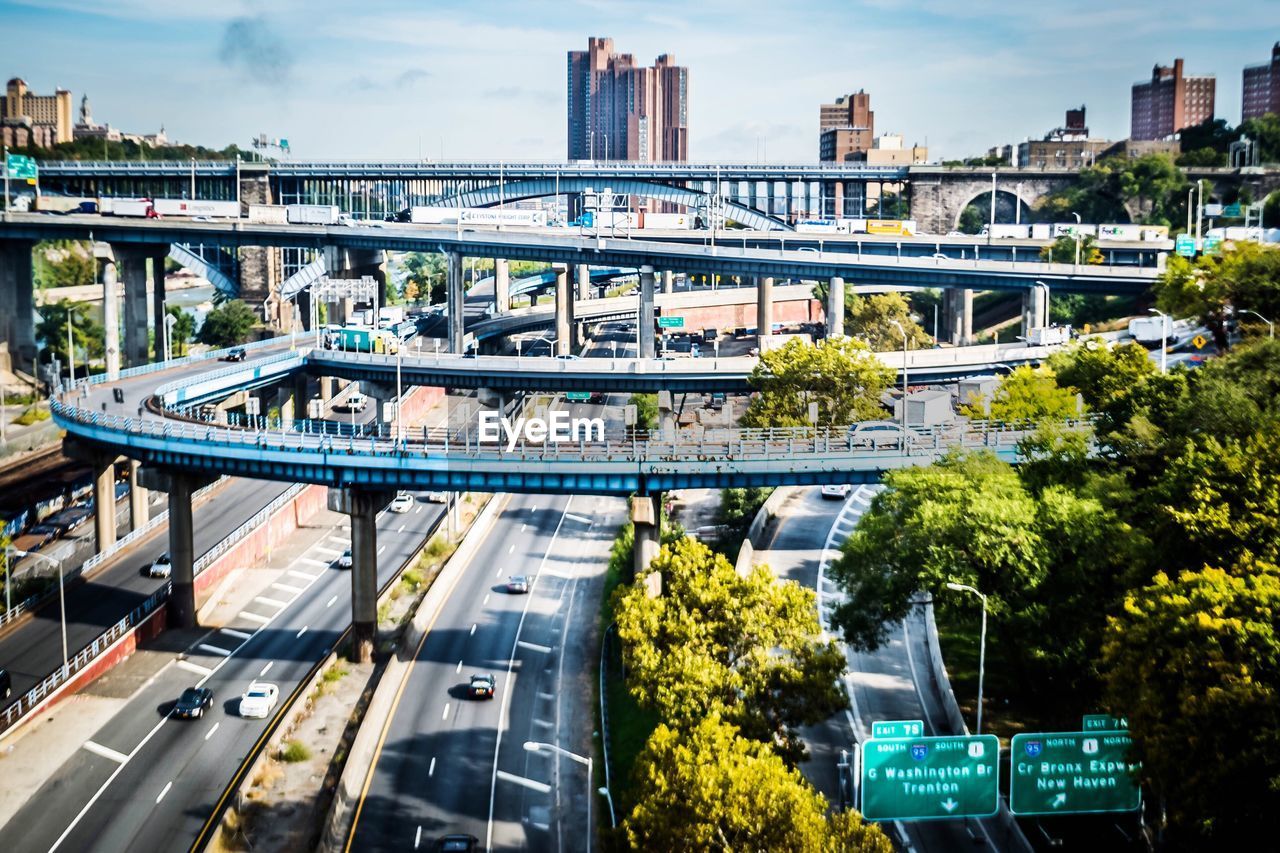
(734, 485), (797, 574)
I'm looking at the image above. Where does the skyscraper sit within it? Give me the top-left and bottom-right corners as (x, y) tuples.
(1130, 58), (1215, 141)
(566, 37), (689, 162)
(818, 90), (874, 161)
(1242, 43), (1280, 121)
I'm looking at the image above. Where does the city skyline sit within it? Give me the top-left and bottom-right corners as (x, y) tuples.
(2, 0), (1279, 161)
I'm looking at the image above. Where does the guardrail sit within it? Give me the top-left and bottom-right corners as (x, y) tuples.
(68, 332), (310, 394)
(0, 582), (170, 736)
(193, 484), (306, 573)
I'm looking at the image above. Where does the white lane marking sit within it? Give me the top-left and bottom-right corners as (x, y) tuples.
(456, 660), (463, 673)
(533, 719), (553, 728)
(325, 535), (347, 546)
(378, 545), (386, 555)
(177, 660), (213, 676)
(520, 523), (527, 532)
(238, 610), (270, 624)
(313, 546), (342, 556)
(155, 781), (173, 803)
(517, 640), (553, 654)
(415, 825), (423, 848)
(508, 545), (515, 554)
(470, 623), (477, 636)
(428, 758), (437, 777)
(536, 692), (555, 702)
(260, 661), (274, 677)
(415, 505), (423, 514)
(294, 561), (326, 571)
(495, 568), (503, 578)
(221, 628), (253, 640)
(397, 523), (406, 533)
(272, 582), (306, 594)
(197, 643), (232, 657)
(496, 770), (551, 794)
(483, 593), (490, 605)
(531, 505), (538, 513)
(255, 595), (289, 608)
(564, 512), (593, 525)
(82, 741), (128, 764)
(326, 595), (338, 608)
(442, 703), (451, 721)
(487, 498), (573, 850)
(204, 722), (220, 741)
(296, 626), (309, 639)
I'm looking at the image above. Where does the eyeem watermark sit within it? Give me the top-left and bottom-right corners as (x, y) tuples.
(478, 410), (605, 451)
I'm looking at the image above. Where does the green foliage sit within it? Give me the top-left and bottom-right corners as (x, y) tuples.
(33, 241), (96, 290)
(845, 292), (932, 351)
(716, 487), (772, 534)
(279, 740), (312, 763)
(614, 536), (846, 761)
(197, 299), (258, 348)
(1177, 146), (1227, 167)
(1035, 154), (1187, 225)
(165, 305), (195, 356)
(1038, 234), (1104, 265)
(7, 136), (251, 162)
(1047, 338), (1156, 415)
(957, 203), (985, 235)
(14, 406), (50, 426)
(35, 299), (103, 367)
(1154, 243), (1280, 351)
(624, 715), (892, 852)
(399, 252), (446, 305)
(958, 365), (1081, 422)
(628, 392), (658, 431)
(1103, 565), (1280, 845)
(742, 337), (893, 428)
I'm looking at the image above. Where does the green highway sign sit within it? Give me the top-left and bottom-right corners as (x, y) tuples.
(1203, 235), (1223, 256)
(1223, 202), (1243, 217)
(657, 316), (684, 328)
(565, 391), (591, 402)
(1082, 714), (1128, 732)
(872, 720), (925, 739)
(1175, 234), (1197, 257)
(861, 735), (1000, 821)
(1010, 731), (1141, 816)
(4, 153), (37, 180)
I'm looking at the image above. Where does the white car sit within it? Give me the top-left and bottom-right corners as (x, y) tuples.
(337, 549), (353, 569)
(148, 552), (172, 579)
(424, 491), (448, 504)
(848, 420), (920, 449)
(390, 493), (414, 513)
(820, 484), (852, 500)
(238, 681), (279, 718)
(345, 393), (368, 413)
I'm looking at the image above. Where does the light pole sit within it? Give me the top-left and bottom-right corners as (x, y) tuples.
(1239, 309), (1275, 339)
(1186, 186), (1194, 236)
(164, 310), (177, 362)
(395, 344), (403, 445)
(988, 171), (997, 239)
(1149, 308), (1169, 373)
(66, 309), (75, 385)
(945, 581), (987, 735)
(889, 319), (908, 406)
(1071, 211), (1082, 271)
(1033, 279), (1051, 332)
(11, 548), (69, 678)
(523, 741), (596, 853)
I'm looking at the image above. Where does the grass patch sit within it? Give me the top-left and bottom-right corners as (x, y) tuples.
(321, 665), (347, 685)
(279, 740), (312, 763)
(401, 568), (425, 591)
(14, 406), (50, 426)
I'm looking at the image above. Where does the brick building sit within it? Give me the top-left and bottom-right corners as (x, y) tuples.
(1130, 58), (1215, 140)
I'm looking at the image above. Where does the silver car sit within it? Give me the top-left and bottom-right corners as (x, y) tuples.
(848, 421), (919, 449)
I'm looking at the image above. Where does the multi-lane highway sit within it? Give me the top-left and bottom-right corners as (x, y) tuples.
(6, 485), (443, 852)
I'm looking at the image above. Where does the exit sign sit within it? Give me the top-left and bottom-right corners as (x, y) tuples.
(1010, 731), (1141, 816)
(872, 720), (925, 739)
(657, 316), (684, 328)
(565, 391), (591, 402)
(861, 735), (1000, 821)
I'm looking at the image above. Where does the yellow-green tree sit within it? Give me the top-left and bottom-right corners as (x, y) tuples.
(742, 337), (893, 428)
(846, 292), (932, 350)
(624, 715), (892, 852)
(958, 365), (1081, 422)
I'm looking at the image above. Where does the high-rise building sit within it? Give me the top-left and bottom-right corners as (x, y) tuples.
(1130, 58), (1215, 141)
(818, 90), (874, 161)
(1, 77), (73, 148)
(1242, 42), (1280, 121)
(566, 37), (688, 162)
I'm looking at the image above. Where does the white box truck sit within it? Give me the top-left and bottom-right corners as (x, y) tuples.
(409, 206), (460, 225)
(286, 204), (340, 225)
(1128, 315), (1173, 344)
(1030, 223), (1052, 240)
(106, 198), (157, 218)
(153, 199), (240, 218)
(248, 204), (289, 224)
(639, 212), (693, 229)
(1026, 325), (1073, 345)
(982, 224), (1031, 239)
(897, 389), (954, 427)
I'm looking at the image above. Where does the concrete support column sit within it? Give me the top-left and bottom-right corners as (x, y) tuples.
(167, 474), (196, 628)
(151, 250), (168, 360)
(128, 459), (148, 532)
(945, 289), (975, 345)
(447, 251), (465, 353)
(662, 270), (674, 294)
(0, 240), (36, 374)
(757, 276), (774, 342)
(118, 249), (150, 367)
(639, 265), (656, 358)
(631, 493), (662, 584)
(575, 263), (590, 300)
(554, 263), (571, 356)
(328, 487), (391, 662)
(493, 258), (510, 314)
(827, 276), (845, 338)
(101, 256), (122, 380)
(93, 458), (117, 553)
(320, 376), (334, 405)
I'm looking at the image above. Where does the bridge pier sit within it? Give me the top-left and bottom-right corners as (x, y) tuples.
(328, 487), (393, 663)
(1021, 286), (1048, 338)
(0, 240), (36, 375)
(575, 263), (590, 345)
(663, 270), (674, 294)
(944, 288), (974, 345)
(631, 493), (662, 584)
(135, 468), (216, 628)
(756, 276), (774, 345)
(639, 265), (656, 358)
(114, 246), (151, 368)
(447, 251), (465, 353)
(554, 263), (572, 356)
(128, 459), (149, 532)
(493, 258), (510, 314)
(826, 276), (845, 338)
(150, 249), (167, 360)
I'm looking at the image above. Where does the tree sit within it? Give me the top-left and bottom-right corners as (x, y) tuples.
(624, 715), (892, 852)
(742, 337), (893, 428)
(613, 537), (846, 761)
(958, 365), (1081, 422)
(35, 299), (103, 368)
(1047, 339), (1156, 415)
(845, 293), (932, 351)
(628, 392), (658, 431)
(1035, 154), (1188, 226)
(1102, 564), (1280, 845)
(1239, 112), (1280, 163)
(399, 252), (447, 304)
(34, 241), (96, 290)
(197, 299), (258, 348)
(1038, 234), (1103, 265)
(165, 305), (195, 356)
(1154, 243), (1280, 351)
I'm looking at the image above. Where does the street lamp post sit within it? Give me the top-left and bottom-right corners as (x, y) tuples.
(523, 741), (597, 853)
(395, 344), (403, 445)
(1239, 309), (1275, 340)
(10, 548), (69, 677)
(889, 318), (908, 405)
(945, 582), (988, 735)
(1149, 308), (1169, 373)
(1071, 211), (1082, 271)
(1033, 279), (1051, 333)
(66, 309), (75, 385)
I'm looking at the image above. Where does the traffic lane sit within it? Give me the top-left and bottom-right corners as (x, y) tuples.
(349, 494), (566, 851)
(0, 477), (293, 711)
(11, 494), (444, 853)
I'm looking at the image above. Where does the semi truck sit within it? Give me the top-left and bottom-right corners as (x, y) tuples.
(459, 208), (547, 227)
(637, 212), (693, 229)
(101, 198), (158, 218)
(286, 204), (340, 225)
(325, 326), (400, 353)
(248, 204), (289, 224)
(152, 199), (241, 218)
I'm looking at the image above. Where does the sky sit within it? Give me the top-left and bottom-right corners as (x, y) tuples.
(4, 0), (1279, 162)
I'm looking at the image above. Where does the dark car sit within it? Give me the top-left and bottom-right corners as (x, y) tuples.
(112, 387), (125, 404)
(436, 835), (478, 852)
(467, 674), (496, 700)
(0, 668), (11, 700)
(173, 686), (213, 719)
(222, 347), (247, 362)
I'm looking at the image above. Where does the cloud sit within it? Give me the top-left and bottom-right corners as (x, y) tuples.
(219, 15), (293, 85)
(483, 86), (558, 105)
(395, 68), (430, 89)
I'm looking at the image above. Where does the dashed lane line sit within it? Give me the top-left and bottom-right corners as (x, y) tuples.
(82, 741), (129, 764)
